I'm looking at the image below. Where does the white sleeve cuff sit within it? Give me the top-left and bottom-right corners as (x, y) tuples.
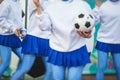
(35, 12), (45, 18)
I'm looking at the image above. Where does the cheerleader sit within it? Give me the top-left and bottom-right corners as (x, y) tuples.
(33, 0), (93, 80)
(94, 0), (120, 80)
(11, 0), (53, 80)
(0, 0), (26, 78)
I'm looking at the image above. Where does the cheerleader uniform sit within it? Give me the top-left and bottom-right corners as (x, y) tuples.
(11, 0), (53, 80)
(36, 0), (93, 80)
(94, 0), (120, 80)
(0, 0), (26, 78)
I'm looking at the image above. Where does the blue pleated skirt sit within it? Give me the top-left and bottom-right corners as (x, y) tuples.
(95, 41), (120, 53)
(48, 45), (91, 67)
(0, 34), (22, 48)
(22, 35), (50, 57)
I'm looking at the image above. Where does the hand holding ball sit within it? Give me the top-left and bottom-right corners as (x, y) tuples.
(74, 13), (95, 32)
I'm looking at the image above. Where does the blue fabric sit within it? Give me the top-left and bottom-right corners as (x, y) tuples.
(42, 57), (53, 80)
(52, 65), (65, 80)
(0, 46), (11, 77)
(96, 50), (120, 80)
(22, 35), (50, 57)
(95, 41), (120, 53)
(0, 45), (23, 78)
(67, 66), (84, 80)
(11, 54), (35, 80)
(48, 45), (90, 67)
(11, 55), (53, 80)
(52, 64), (84, 80)
(0, 34), (22, 48)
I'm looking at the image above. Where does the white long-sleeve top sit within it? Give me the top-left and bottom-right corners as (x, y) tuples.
(0, 0), (26, 35)
(27, 0), (51, 39)
(36, 0), (94, 52)
(94, 1), (120, 44)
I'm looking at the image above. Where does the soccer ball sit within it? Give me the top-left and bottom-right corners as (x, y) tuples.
(74, 13), (95, 32)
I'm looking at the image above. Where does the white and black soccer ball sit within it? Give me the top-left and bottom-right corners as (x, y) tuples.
(74, 13), (95, 32)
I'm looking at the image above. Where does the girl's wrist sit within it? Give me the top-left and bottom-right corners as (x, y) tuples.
(36, 7), (42, 15)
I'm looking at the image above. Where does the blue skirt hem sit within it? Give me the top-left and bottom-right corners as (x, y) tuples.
(0, 34), (22, 48)
(95, 41), (120, 53)
(48, 45), (91, 67)
(22, 35), (50, 57)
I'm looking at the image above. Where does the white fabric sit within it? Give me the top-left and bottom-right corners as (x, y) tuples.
(36, 0), (94, 52)
(94, 0), (120, 44)
(27, 0), (51, 39)
(0, 0), (26, 35)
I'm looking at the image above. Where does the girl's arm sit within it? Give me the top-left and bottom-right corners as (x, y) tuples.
(0, 3), (20, 36)
(93, 0), (102, 24)
(32, 0), (52, 31)
(33, 0), (42, 15)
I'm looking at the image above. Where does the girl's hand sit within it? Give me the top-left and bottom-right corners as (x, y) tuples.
(14, 28), (20, 37)
(96, 0), (102, 7)
(76, 30), (92, 38)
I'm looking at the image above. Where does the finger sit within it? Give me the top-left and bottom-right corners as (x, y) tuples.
(16, 29), (21, 36)
(15, 33), (19, 36)
(15, 31), (20, 37)
(82, 32), (89, 37)
(76, 30), (83, 36)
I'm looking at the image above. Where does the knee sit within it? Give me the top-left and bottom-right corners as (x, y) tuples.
(52, 71), (64, 80)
